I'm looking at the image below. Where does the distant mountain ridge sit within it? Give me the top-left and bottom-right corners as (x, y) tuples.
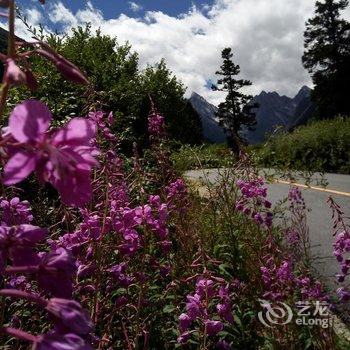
(189, 92), (227, 143)
(243, 85), (314, 144)
(189, 86), (314, 144)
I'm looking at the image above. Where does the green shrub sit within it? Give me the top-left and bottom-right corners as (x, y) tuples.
(8, 25), (203, 153)
(251, 117), (350, 174)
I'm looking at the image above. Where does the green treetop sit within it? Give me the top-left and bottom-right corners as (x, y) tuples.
(303, 0), (350, 118)
(212, 48), (257, 153)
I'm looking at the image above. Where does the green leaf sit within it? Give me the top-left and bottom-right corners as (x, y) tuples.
(163, 305), (176, 313)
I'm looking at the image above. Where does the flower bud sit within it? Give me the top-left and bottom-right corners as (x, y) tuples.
(46, 298), (93, 335)
(5, 59), (26, 86)
(36, 48), (88, 85)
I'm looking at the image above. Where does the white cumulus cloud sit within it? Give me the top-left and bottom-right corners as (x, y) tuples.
(2, 0), (350, 105)
(128, 1), (143, 13)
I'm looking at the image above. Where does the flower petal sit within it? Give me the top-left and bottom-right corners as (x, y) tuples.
(52, 168), (93, 207)
(9, 100), (52, 142)
(3, 151), (38, 185)
(18, 224), (47, 243)
(52, 118), (96, 147)
(5, 59), (26, 86)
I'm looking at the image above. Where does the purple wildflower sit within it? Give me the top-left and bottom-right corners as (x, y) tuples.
(109, 262), (133, 287)
(0, 224), (46, 269)
(205, 319), (223, 336)
(4, 58), (26, 86)
(276, 260), (293, 283)
(177, 331), (191, 344)
(38, 248), (77, 298)
(179, 313), (191, 332)
(196, 278), (215, 298)
(0, 197), (33, 225)
(148, 113), (165, 136)
(337, 287), (350, 302)
(46, 298), (93, 335)
(89, 111), (116, 142)
(3, 100), (99, 207)
(216, 302), (234, 323)
(186, 294), (203, 319)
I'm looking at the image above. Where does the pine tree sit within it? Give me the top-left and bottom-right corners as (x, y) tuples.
(212, 48), (257, 153)
(302, 0), (350, 118)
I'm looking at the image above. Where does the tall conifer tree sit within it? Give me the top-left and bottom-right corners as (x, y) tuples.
(212, 48), (257, 153)
(303, 0), (350, 118)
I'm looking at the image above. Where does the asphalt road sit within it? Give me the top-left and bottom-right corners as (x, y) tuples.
(185, 168), (350, 289)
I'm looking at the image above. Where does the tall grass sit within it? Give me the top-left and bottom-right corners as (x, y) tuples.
(171, 144), (234, 172)
(252, 118), (350, 174)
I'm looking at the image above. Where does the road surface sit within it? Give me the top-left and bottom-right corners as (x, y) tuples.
(185, 168), (350, 289)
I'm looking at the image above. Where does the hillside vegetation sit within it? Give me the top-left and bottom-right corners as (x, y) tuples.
(171, 144), (235, 172)
(7, 25), (203, 154)
(252, 117), (350, 174)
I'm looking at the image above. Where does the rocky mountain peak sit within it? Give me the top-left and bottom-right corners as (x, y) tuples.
(190, 86), (314, 145)
(189, 93), (227, 143)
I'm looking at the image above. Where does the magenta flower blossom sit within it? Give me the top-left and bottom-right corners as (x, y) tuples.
(35, 42), (89, 85)
(186, 294), (203, 319)
(38, 248), (77, 298)
(34, 332), (92, 350)
(287, 229), (300, 245)
(3, 100), (99, 207)
(179, 313), (191, 332)
(177, 331), (191, 344)
(149, 195), (161, 207)
(109, 262), (133, 287)
(144, 198), (169, 240)
(46, 298), (93, 335)
(120, 229), (141, 256)
(4, 58), (26, 86)
(216, 302), (234, 323)
(260, 257), (295, 301)
(88, 111), (116, 142)
(276, 260), (293, 283)
(288, 186), (305, 208)
(205, 319), (223, 336)
(253, 213), (263, 225)
(337, 287), (350, 302)
(148, 113), (165, 136)
(0, 224), (46, 270)
(0, 197), (33, 225)
(6, 275), (32, 291)
(159, 265), (171, 278)
(77, 263), (95, 280)
(235, 202), (244, 211)
(79, 213), (101, 241)
(166, 178), (189, 212)
(113, 207), (143, 232)
(196, 278), (215, 298)
(235, 177), (273, 228)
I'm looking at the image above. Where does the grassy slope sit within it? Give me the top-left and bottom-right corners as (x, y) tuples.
(251, 118), (350, 174)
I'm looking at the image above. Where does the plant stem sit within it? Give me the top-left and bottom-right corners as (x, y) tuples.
(0, 327), (37, 343)
(0, 289), (47, 307)
(0, 0), (16, 124)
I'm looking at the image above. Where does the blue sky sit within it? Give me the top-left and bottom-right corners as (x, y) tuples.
(6, 0), (345, 104)
(17, 1), (215, 19)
